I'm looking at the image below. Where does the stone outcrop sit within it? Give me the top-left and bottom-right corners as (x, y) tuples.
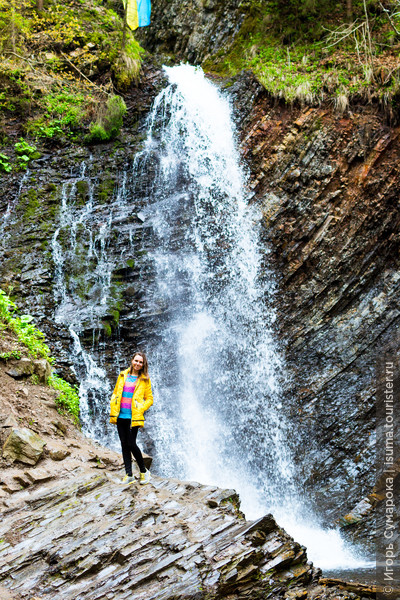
(0, 337), (374, 599)
(137, 0), (246, 64)
(5, 357), (34, 379)
(0, 470), (319, 599)
(2, 428), (46, 465)
(1, 64), (398, 550)
(5, 357), (52, 383)
(230, 71), (400, 541)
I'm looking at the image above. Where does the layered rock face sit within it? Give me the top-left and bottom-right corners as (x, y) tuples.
(137, 0), (245, 64)
(1, 69), (399, 542)
(230, 73), (400, 537)
(0, 469), (322, 600)
(0, 355), (371, 600)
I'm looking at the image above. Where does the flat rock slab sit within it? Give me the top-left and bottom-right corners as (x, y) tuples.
(0, 469), (318, 600)
(2, 427), (46, 465)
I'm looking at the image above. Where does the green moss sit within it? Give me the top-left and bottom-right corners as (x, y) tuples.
(203, 1), (400, 107)
(97, 176), (116, 203)
(110, 309), (119, 324)
(22, 189), (40, 219)
(102, 320), (112, 337)
(112, 35), (144, 89)
(75, 180), (90, 205)
(85, 95), (127, 144)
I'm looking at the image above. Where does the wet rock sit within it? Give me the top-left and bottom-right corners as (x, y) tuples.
(339, 497), (374, 526)
(2, 428), (46, 465)
(235, 82), (400, 543)
(0, 471), (320, 599)
(32, 358), (52, 384)
(5, 358), (34, 379)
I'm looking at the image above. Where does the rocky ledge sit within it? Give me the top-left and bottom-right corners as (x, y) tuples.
(1, 470), (314, 600)
(0, 467), (379, 600)
(0, 338), (374, 600)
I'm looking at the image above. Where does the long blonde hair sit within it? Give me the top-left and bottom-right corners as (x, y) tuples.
(129, 351), (149, 380)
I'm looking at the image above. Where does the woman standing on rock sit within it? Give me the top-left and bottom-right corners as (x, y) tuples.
(109, 351), (153, 485)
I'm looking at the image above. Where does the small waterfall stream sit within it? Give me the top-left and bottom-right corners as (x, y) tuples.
(49, 64), (372, 571)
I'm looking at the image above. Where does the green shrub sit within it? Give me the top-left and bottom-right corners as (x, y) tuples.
(85, 94), (127, 144)
(0, 350), (21, 360)
(48, 373), (80, 421)
(86, 121), (109, 143)
(0, 288), (80, 421)
(0, 153), (12, 172)
(0, 290), (52, 360)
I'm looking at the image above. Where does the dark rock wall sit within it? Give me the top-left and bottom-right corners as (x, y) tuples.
(1, 62), (399, 545)
(136, 0), (246, 64)
(231, 75), (400, 530)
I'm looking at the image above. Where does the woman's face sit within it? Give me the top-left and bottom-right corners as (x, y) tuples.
(131, 354), (144, 373)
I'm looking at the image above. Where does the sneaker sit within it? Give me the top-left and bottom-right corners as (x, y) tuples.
(122, 475), (135, 485)
(139, 470), (151, 485)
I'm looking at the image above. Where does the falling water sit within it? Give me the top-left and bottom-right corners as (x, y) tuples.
(48, 63), (372, 571)
(50, 160), (117, 446)
(130, 64), (373, 571)
(140, 65), (293, 506)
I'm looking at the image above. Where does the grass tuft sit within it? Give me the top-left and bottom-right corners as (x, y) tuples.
(0, 289), (80, 422)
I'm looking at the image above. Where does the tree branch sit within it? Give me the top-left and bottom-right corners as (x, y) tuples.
(60, 52), (107, 94)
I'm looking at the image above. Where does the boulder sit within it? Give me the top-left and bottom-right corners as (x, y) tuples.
(5, 358), (34, 379)
(32, 359), (52, 384)
(1, 415), (18, 428)
(2, 428), (46, 465)
(45, 439), (71, 462)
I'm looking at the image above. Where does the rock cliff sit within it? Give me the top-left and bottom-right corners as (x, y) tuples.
(1, 64), (399, 547)
(1, 346), (374, 600)
(229, 72), (400, 543)
(136, 0), (246, 65)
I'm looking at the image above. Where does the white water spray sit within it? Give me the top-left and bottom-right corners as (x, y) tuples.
(135, 64), (372, 571)
(46, 63), (373, 572)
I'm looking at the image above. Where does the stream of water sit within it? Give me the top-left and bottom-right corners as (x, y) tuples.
(50, 64), (373, 573)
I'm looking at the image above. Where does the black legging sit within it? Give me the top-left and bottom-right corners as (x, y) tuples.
(117, 418), (146, 475)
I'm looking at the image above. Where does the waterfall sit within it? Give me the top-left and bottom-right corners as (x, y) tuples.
(48, 64), (372, 571)
(139, 64), (294, 507)
(130, 64), (373, 571)
(50, 160), (118, 447)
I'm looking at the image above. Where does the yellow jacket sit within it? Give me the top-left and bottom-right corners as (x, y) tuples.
(109, 368), (153, 427)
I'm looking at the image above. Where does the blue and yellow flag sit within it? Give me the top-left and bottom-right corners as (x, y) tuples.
(124, 0), (151, 30)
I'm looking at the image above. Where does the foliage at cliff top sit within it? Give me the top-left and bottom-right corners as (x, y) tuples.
(0, 289), (80, 421)
(204, 0), (400, 114)
(0, 0), (143, 145)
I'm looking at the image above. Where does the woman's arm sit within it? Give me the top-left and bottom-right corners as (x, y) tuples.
(141, 379), (153, 412)
(110, 373), (123, 402)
